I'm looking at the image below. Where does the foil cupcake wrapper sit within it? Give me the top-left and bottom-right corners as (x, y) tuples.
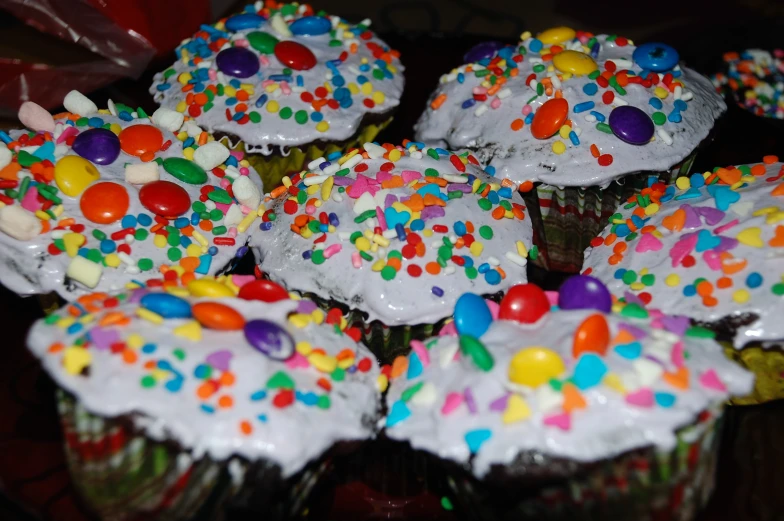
(442, 409), (722, 521)
(522, 152), (697, 273)
(222, 118), (393, 192)
(56, 390), (333, 521)
(721, 342), (784, 405)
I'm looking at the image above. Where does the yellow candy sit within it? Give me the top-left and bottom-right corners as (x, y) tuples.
(126, 333), (145, 350)
(309, 352), (338, 373)
(296, 341), (313, 355)
(603, 373), (626, 394)
(311, 308), (325, 324)
(377, 373), (389, 392)
(502, 394), (531, 424)
(153, 234), (167, 248)
(736, 227), (763, 248)
(315, 121), (330, 132)
(508, 347), (565, 388)
(267, 100), (280, 113)
(321, 175), (334, 201)
(516, 240), (528, 257)
(288, 314), (311, 328)
(186, 244), (203, 257)
(361, 82), (373, 95)
(62, 232), (86, 257)
(537, 26), (576, 45)
(371, 259), (385, 272)
(136, 307), (164, 324)
(372, 91), (386, 104)
(388, 148), (401, 162)
(654, 86), (669, 99)
(355, 237), (371, 251)
(54, 156), (100, 197)
(644, 203), (660, 216)
(173, 320), (202, 341)
(552, 141), (567, 155)
(63, 347), (91, 375)
(552, 50), (598, 75)
(187, 278), (235, 297)
(469, 241), (484, 256)
(733, 289), (750, 304)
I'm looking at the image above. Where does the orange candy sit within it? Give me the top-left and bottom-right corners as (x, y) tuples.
(192, 302), (245, 330)
(119, 124), (164, 157)
(572, 314), (610, 357)
(79, 182), (129, 224)
(531, 98), (569, 139)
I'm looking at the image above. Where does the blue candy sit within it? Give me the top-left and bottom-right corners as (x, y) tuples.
(140, 293), (192, 319)
(632, 42), (679, 71)
(454, 293), (492, 338)
(572, 353), (607, 390)
(465, 429), (492, 454)
(289, 16), (331, 36)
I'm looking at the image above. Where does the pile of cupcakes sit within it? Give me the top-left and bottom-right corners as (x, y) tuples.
(3, 3), (782, 520)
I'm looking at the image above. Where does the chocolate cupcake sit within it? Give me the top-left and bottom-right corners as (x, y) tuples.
(414, 28), (725, 272)
(0, 92), (264, 306)
(26, 279), (382, 520)
(384, 275), (753, 521)
(583, 157), (784, 404)
(712, 49), (784, 119)
(250, 142), (533, 362)
(150, 2), (404, 191)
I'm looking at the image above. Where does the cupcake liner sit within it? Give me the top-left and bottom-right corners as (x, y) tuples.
(522, 152), (697, 273)
(441, 408), (722, 521)
(56, 389), (334, 521)
(37, 292), (63, 315)
(721, 343), (784, 405)
(222, 119), (393, 192)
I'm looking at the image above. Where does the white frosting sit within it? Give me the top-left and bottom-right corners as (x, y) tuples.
(150, 4), (404, 152)
(584, 162), (784, 347)
(0, 113), (264, 301)
(414, 34), (725, 188)
(27, 291), (381, 476)
(251, 148), (532, 326)
(385, 306), (753, 478)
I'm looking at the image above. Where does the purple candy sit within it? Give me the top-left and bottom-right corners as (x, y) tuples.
(715, 237), (738, 252)
(618, 322), (648, 340)
(463, 41), (505, 63)
(384, 194), (399, 207)
(661, 315), (690, 336)
(608, 106), (655, 145)
(333, 176), (353, 186)
(448, 184), (472, 193)
(296, 299), (318, 314)
(216, 47), (260, 78)
(489, 393), (510, 412)
(244, 319), (295, 360)
(695, 206), (725, 225)
(88, 327), (120, 350)
(558, 275), (612, 313)
(623, 291), (645, 307)
(420, 206), (445, 220)
(206, 350), (233, 372)
(72, 128), (121, 165)
(464, 387), (478, 414)
(680, 204), (702, 229)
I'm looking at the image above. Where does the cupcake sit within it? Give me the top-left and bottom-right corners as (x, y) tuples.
(384, 275), (753, 521)
(712, 49), (784, 119)
(26, 278), (382, 520)
(0, 92), (264, 305)
(414, 28), (725, 272)
(583, 157), (784, 404)
(251, 142), (534, 362)
(150, 2), (404, 191)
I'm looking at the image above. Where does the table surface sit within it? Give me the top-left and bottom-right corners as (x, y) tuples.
(2, 26), (784, 521)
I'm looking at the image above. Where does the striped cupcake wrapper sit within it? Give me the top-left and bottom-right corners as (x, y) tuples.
(523, 152), (697, 274)
(721, 342), (784, 405)
(440, 406), (723, 521)
(56, 390), (334, 521)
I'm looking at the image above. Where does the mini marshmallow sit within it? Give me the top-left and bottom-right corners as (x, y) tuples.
(0, 205), (42, 241)
(180, 120), (203, 138)
(223, 204), (244, 227)
(232, 175), (261, 209)
(66, 256), (103, 288)
(125, 162), (160, 184)
(63, 91), (98, 116)
(193, 141), (230, 170)
(151, 107), (185, 133)
(0, 147), (11, 169)
(18, 102), (54, 133)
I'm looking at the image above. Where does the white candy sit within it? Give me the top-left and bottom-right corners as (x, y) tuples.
(181, 120), (203, 138)
(152, 107), (185, 133)
(410, 382), (437, 407)
(352, 192), (376, 214)
(0, 205), (41, 241)
(0, 147), (11, 170)
(270, 12), (292, 37)
(125, 162), (159, 184)
(633, 358), (664, 386)
(363, 142), (386, 159)
(308, 157), (326, 170)
(193, 141), (230, 170)
(223, 204), (244, 227)
(342, 154), (363, 170)
(66, 256), (102, 288)
(535, 385), (563, 412)
(63, 90), (98, 116)
(232, 176), (261, 209)
(439, 342), (459, 368)
(657, 128), (673, 146)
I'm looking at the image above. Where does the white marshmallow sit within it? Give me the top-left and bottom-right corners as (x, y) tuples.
(151, 107), (185, 133)
(232, 175), (261, 209)
(66, 256), (102, 288)
(0, 205), (41, 241)
(193, 141), (230, 170)
(63, 91), (98, 116)
(125, 162), (160, 185)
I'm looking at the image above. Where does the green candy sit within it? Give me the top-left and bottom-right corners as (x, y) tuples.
(619, 302), (649, 318)
(247, 31), (279, 54)
(311, 249), (325, 264)
(266, 370), (295, 389)
(479, 225), (494, 240)
(207, 188), (232, 204)
(138, 258), (154, 271)
(401, 381), (424, 402)
(459, 335), (494, 371)
(381, 265), (396, 280)
(163, 157), (207, 184)
(685, 326), (715, 339)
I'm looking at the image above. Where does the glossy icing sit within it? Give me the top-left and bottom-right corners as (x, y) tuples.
(415, 31), (725, 188)
(150, 2), (404, 154)
(584, 159), (784, 347)
(0, 101), (264, 301)
(27, 284), (381, 476)
(251, 143), (533, 326)
(385, 282), (753, 478)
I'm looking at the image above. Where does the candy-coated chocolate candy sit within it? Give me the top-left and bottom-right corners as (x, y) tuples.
(459, 334), (494, 371)
(289, 16), (331, 36)
(531, 98), (569, 139)
(225, 13), (264, 32)
(54, 155), (100, 197)
(244, 319), (295, 360)
(163, 157), (208, 185)
(454, 293), (492, 338)
(71, 128), (120, 165)
(552, 50), (598, 75)
(247, 31), (279, 54)
(508, 347), (565, 387)
(609, 106), (655, 145)
(188, 279), (235, 297)
(216, 47), (260, 78)
(238, 279), (289, 302)
(140, 293), (192, 319)
(139, 180), (191, 217)
(633, 42), (679, 72)
(498, 284), (550, 324)
(463, 41), (505, 63)
(119, 125), (164, 157)
(537, 27), (576, 45)
(572, 313), (610, 357)
(79, 182), (129, 224)
(192, 302), (245, 330)
(274, 41), (317, 71)
(558, 275), (613, 312)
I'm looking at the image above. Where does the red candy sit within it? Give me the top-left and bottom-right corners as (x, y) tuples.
(118, 125), (164, 157)
(139, 180), (191, 217)
(498, 284), (551, 324)
(238, 279), (290, 302)
(79, 182), (129, 224)
(274, 41), (317, 71)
